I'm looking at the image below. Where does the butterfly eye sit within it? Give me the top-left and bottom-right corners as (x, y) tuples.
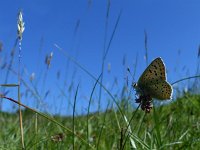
(132, 82), (137, 88)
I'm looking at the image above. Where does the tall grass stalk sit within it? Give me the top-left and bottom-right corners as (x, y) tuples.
(144, 30), (148, 66)
(18, 85), (24, 149)
(152, 107), (162, 148)
(97, 102), (110, 149)
(73, 84), (79, 149)
(87, 74), (102, 148)
(54, 44), (131, 144)
(103, 10), (122, 61)
(55, 44), (125, 118)
(136, 113), (146, 135)
(98, 0), (110, 112)
(17, 10), (25, 149)
(121, 104), (140, 149)
(34, 113), (38, 150)
(171, 75), (200, 86)
(0, 39), (18, 109)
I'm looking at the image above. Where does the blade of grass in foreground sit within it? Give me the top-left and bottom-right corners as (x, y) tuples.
(73, 84), (79, 149)
(98, 0), (110, 112)
(54, 44), (125, 121)
(129, 133), (150, 149)
(97, 102), (110, 150)
(54, 44), (124, 125)
(87, 74), (102, 148)
(0, 95), (94, 149)
(171, 75), (200, 85)
(152, 107), (162, 148)
(17, 10), (25, 149)
(121, 104), (141, 150)
(123, 115), (136, 149)
(98, 5), (121, 111)
(55, 9), (123, 118)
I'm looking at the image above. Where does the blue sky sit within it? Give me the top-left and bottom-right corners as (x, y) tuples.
(0, 0), (200, 115)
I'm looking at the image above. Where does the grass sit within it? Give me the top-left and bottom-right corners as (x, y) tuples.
(0, 93), (199, 149)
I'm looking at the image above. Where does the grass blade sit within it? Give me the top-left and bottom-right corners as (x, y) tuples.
(73, 84), (79, 149)
(87, 74), (102, 147)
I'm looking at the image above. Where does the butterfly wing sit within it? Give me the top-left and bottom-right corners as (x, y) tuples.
(137, 57), (172, 100)
(140, 79), (172, 100)
(138, 57), (166, 85)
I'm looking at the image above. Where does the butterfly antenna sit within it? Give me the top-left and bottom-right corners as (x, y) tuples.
(127, 67), (138, 95)
(127, 67), (137, 85)
(127, 67), (134, 80)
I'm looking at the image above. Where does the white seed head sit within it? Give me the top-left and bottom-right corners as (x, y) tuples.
(17, 10), (25, 40)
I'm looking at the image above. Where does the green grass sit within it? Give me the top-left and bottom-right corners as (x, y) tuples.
(0, 93), (200, 149)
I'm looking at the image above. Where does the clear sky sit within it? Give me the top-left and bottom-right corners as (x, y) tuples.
(0, 0), (200, 115)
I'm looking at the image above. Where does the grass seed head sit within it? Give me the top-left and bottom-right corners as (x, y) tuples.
(17, 10), (25, 41)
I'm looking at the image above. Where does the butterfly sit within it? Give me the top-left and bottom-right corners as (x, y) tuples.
(133, 57), (173, 112)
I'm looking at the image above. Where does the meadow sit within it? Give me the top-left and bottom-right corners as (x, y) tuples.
(1, 4), (200, 150)
(1, 90), (200, 149)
